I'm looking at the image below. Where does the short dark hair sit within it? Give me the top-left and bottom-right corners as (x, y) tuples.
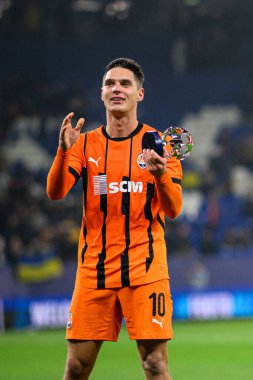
(103, 57), (145, 87)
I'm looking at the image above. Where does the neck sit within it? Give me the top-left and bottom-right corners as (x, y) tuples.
(105, 113), (138, 138)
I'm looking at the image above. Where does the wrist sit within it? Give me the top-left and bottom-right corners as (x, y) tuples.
(57, 146), (72, 156)
(59, 140), (69, 152)
(154, 171), (171, 184)
(153, 168), (166, 178)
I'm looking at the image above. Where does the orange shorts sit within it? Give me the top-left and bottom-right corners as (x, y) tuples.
(66, 279), (173, 341)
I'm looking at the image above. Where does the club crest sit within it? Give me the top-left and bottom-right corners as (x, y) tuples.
(137, 153), (147, 170)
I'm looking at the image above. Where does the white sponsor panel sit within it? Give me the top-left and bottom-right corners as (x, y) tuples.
(29, 300), (70, 328)
(188, 292), (233, 319)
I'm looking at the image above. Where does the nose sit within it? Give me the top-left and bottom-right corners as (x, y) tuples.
(112, 82), (121, 93)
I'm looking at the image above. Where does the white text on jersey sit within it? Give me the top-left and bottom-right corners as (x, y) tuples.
(109, 181), (143, 194)
(93, 175), (143, 195)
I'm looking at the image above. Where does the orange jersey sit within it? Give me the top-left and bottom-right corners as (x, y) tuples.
(47, 123), (183, 288)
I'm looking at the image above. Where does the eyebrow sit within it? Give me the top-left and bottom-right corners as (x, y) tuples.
(104, 78), (133, 85)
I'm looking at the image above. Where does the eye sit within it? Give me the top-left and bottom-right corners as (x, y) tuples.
(105, 80), (114, 86)
(121, 80), (131, 87)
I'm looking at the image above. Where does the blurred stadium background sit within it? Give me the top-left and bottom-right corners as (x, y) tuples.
(0, 0), (253, 335)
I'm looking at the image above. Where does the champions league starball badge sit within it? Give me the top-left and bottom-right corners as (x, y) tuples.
(142, 126), (193, 161)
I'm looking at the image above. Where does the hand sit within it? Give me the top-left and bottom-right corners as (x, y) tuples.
(59, 112), (85, 151)
(142, 146), (167, 177)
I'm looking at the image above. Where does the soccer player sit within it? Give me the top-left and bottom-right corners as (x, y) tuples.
(47, 58), (183, 380)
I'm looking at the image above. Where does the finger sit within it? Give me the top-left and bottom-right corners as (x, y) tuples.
(60, 125), (68, 141)
(142, 149), (151, 163)
(61, 125), (68, 134)
(150, 149), (167, 166)
(146, 150), (158, 165)
(75, 118), (85, 131)
(151, 149), (157, 158)
(150, 149), (163, 163)
(163, 146), (167, 158)
(62, 112), (74, 127)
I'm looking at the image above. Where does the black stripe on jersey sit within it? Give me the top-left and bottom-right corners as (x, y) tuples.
(120, 137), (133, 287)
(157, 213), (165, 230)
(84, 132), (87, 155)
(121, 176), (130, 287)
(121, 248), (130, 287)
(97, 180), (107, 288)
(81, 222), (88, 264)
(68, 166), (79, 185)
(145, 182), (155, 272)
(80, 134), (89, 265)
(97, 139), (108, 289)
(121, 176), (130, 215)
(81, 243), (88, 264)
(97, 249), (106, 288)
(172, 177), (182, 185)
(82, 167), (88, 208)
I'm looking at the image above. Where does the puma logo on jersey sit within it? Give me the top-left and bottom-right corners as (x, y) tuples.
(93, 175), (143, 195)
(152, 318), (164, 329)
(88, 156), (101, 167)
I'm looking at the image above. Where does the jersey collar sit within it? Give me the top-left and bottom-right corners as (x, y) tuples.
(102, 123), (143, 141)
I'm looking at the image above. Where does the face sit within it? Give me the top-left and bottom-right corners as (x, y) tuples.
(101, 67), (144, 116)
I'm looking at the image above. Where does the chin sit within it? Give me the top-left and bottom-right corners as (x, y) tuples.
(109, 107), (127, 116)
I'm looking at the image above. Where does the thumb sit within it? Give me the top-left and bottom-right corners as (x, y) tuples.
(75, 118), (85, 131)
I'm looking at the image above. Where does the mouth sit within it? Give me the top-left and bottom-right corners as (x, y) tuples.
(111, 97), (125, 103)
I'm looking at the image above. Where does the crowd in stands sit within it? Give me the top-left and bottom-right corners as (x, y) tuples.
(1, 0), (253, 73)
(1, 0), (253, 283)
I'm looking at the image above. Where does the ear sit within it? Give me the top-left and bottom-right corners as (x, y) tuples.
(137, 87), (144, 102)
(101, 87), (104, 102)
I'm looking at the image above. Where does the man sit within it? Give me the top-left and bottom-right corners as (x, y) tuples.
(47, 58), (183, 380)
